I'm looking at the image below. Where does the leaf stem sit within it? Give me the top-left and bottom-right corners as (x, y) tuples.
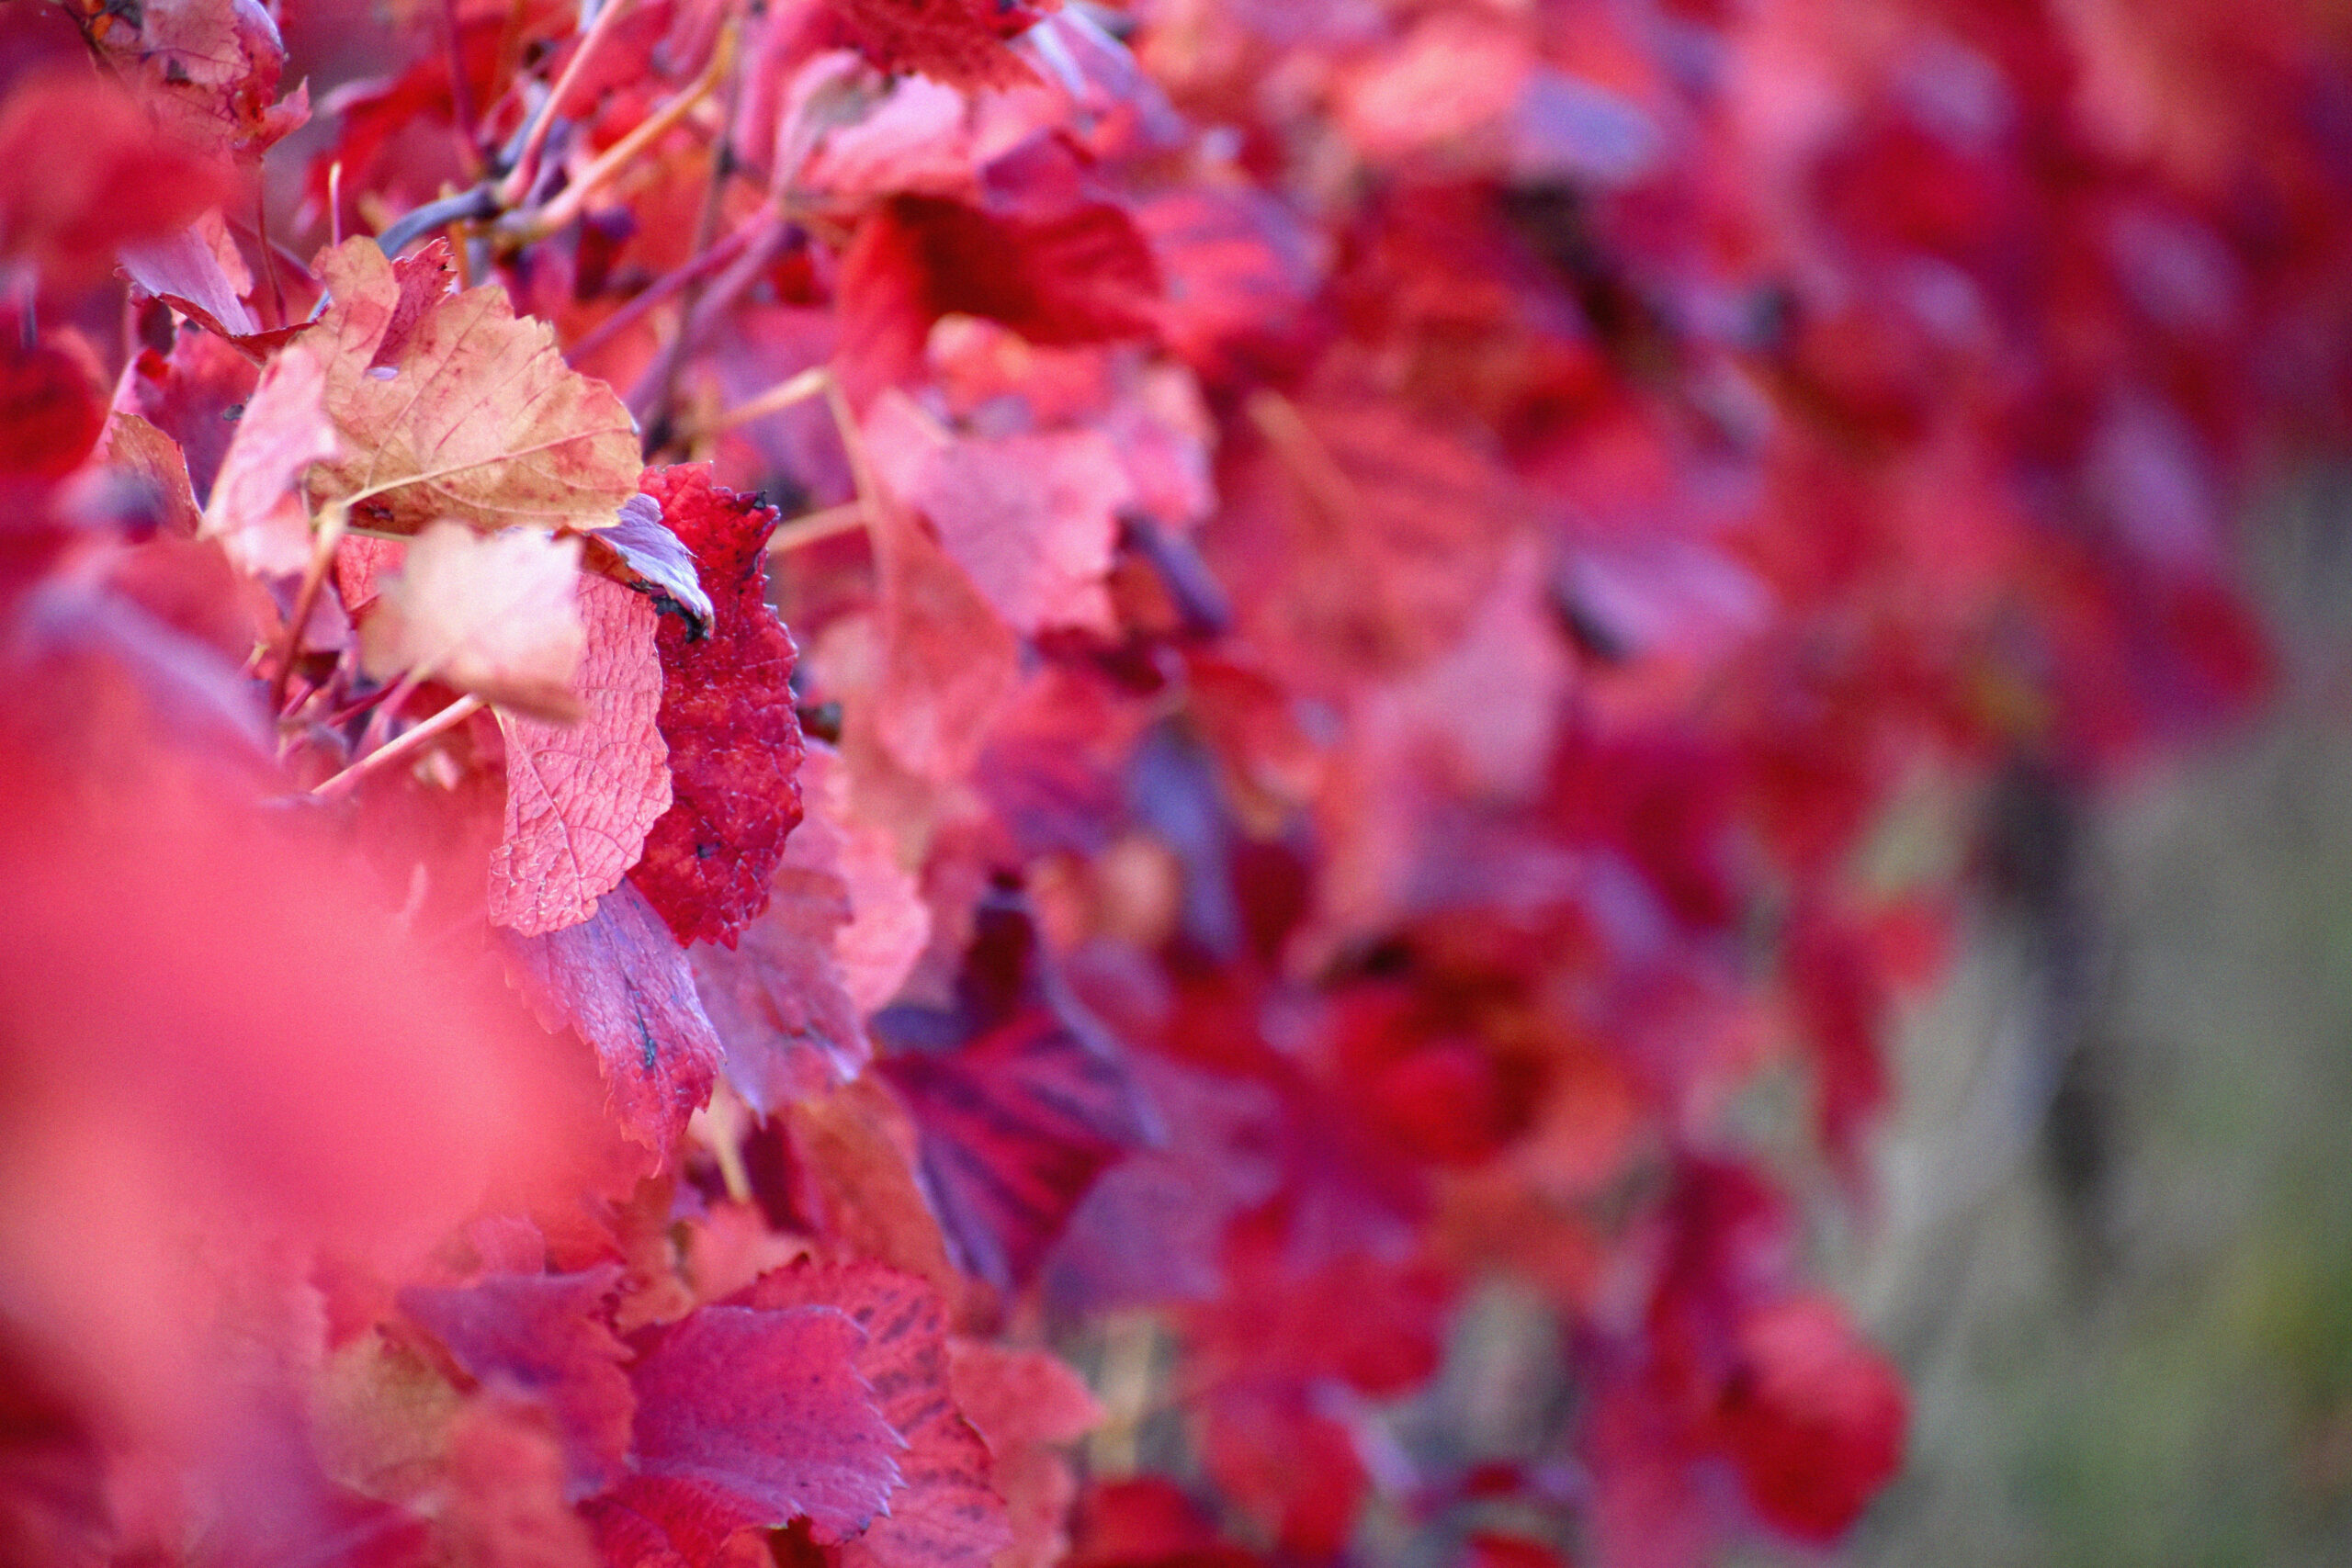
(311, 694), (487, 797)
(268, 502), (348, 716)
(566, 213), (764, 366)
(377, 186), (501, 257)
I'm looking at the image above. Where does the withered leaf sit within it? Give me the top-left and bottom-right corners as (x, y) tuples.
(61, 0), (310, 159)
(305, 239), (641, 539)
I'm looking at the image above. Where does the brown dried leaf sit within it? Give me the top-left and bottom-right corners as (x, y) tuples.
(489, 575), (672, 936)
(306, 239), (642, 538)
(359, 525), (586, 721)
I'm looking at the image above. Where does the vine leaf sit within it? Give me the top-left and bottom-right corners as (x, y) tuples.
(589, 1303), (904, 1564)
(736, 1261), (1012, 1568)
(488, 574), (670, 936)
(499, 879), (722, 1156)
(200, 336), (339, 579)
(305, 238), (642, 538)
(626, 466), (806, 949)
(359, 524), (586, 722)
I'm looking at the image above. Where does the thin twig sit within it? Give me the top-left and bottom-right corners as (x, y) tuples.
(707, 365), (831, 434)
(566, 213), (765, 365)
(311, 695), (487, 798)
(637, 45), (752, 450)
(378, 186), (500, 256)
(497, 0), (638, 209)
(442, 0), (481, 168)
(267, 502), (348, 715)
(765, 502), (866, 553)
(357, 667), (428, 755)
(508, 19), (737, 242)
(253, 187), (286, 330)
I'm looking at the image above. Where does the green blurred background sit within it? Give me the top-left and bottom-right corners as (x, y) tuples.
(1834, 470), (2352, 1567)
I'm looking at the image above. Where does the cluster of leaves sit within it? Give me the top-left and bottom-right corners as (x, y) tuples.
(2, 0), (2348, 1565)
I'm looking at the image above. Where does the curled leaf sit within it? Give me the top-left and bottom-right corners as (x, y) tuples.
(62, 0), (309, 159)
(119, 210), (314, 359)
(588, 493), (717, 633)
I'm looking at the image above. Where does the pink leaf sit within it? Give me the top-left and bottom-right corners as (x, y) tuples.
(598, 1303), (904, 1564)
(489, 575), (672, 937)
(501, 880), (722, 1156)
(398, 1268), (636, 1498)
(865, 397), (1132, 637)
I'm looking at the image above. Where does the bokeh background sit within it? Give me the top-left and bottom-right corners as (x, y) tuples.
(1839, 468), (2352, 1566)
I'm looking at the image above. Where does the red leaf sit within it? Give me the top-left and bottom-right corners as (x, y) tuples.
(840, 197), (1159, 402)
(1783, 905), (1891, 1178)
(1715, 1296), (1906, 1544)
(597, 1303), (904, 1564)
(200, 333), (337, 580)
(96, 413), (205, 538)
(865, 397), (1133, 637)
(1043, 1055), (1281, 1313)
(1195, 1388), (1364, 1562)
(501, 879), (723, 1156)
(882, 1012), (1150, 1290)
(397, 1268), (635, 1498)
(62, 0), (309, 159)
(822, 0), (1057, 90)
(119, 212), (313, 361)
(691, 852), (866, 1115)
(734, 1262), (1012, 1568)
(627, 466), (808, 949)
(0, 334), (105, 481)
(437, 1394), (603, 1568)
(110, 324), (258, 503)
(944, 1342), (1101, 1568)
(0, 71), (233, 295)
(490, 574), (673, 937)
(862, 477), (1022, 784)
